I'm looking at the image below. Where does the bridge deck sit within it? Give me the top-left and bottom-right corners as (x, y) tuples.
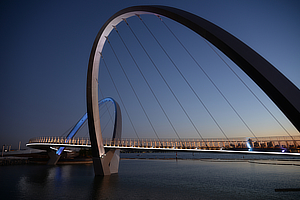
(27, 136), (300, 154)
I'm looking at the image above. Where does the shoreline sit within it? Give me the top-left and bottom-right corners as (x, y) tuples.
(2, 151), (300, 166)
(121, 157), (300, 166)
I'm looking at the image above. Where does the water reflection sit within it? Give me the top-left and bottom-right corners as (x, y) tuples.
(16, 164), (123, 200)
(16, 165), (80, 199)
(17, 166), (54, 198)
(90, 175), (120, 199)
(1, 156), (299, 199)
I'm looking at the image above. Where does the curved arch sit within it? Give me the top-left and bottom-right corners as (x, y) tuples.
(98, 97), (122, 142)
(57, 97), (121, 156)
(87, 5), (300, 161)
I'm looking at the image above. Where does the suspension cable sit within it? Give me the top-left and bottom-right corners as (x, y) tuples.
(82, 122), (89, 138)
(135, 15), (229, 142)
(112, 25), (185, 146)
(123, 18), (208, 145)
(95, 88), (116, 139)
(60, 124), (76, 137)
(157, 15), (259, 141)
(100, 104), (115, 137)
(104, 36), (162, 145)
(99, 53), (140, 141)
(99, 101), (113, 119)
(202, 36), (296, 143)
(99, 88), (114, 126)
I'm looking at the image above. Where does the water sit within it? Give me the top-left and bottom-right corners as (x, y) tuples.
(1, 153), (300, 199)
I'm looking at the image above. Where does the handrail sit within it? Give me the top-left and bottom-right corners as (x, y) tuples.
(28, 136), (300, 152)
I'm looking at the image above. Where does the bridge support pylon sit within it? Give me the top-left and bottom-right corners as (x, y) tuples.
(47, 149), (61, 165)
(87, 97), (122, 176)
(93, 149), (120, 175)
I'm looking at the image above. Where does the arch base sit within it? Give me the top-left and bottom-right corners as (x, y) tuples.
(93, 149), (121, 176)
(47, 149), (61, 165)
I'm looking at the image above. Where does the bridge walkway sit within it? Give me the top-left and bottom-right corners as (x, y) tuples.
(27, 136), (300, 153)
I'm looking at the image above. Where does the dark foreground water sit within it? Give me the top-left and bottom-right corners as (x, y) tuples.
(1, 153), (300, 200)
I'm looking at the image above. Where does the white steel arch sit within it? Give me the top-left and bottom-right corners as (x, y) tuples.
(87, 5), (300, 176)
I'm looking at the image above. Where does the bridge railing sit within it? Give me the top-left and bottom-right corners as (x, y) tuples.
(28, 136), (300, 152)
(103, 138), (246, 149)
(29, 136), (91, 145)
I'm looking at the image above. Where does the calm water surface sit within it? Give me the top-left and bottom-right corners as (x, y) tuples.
(1, 153), (300, 200)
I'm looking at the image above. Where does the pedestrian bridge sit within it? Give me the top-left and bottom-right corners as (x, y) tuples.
(26, 5), (300, 176)
(27, 136), (300, 154)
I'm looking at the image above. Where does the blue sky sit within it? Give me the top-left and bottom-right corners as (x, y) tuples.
(1, 0), (300, 148)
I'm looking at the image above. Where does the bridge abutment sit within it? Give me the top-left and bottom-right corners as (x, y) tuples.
(93, 149), (120, 175)
(47, 150), (61, 165)
(88, 98), (122, 176)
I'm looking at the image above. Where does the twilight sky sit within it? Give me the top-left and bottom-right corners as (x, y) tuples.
(1, 0), (300, 149)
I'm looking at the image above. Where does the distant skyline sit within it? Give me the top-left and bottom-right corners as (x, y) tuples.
(1, 0), (300, 148)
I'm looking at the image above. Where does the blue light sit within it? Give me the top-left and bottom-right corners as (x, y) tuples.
(246, 142), (251, 149)
(56, 113), (88, 155)
(246, 138), (253, 151)
(56, 147), (64, 155)
(56, 97), (116, 155)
